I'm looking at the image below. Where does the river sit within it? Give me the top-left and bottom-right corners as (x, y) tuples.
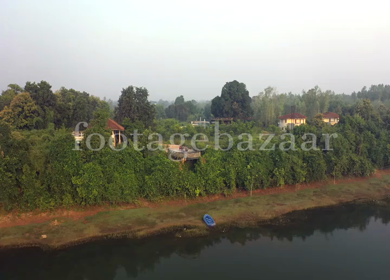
(1, 201), (390, 280)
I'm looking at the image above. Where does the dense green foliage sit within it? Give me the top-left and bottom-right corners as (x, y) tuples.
(211, 80), (253, 119)
(2, 81), (390, 211)
(0, 92), (41, 129)
(0, 82), (109, 130)
(1, 106), (389, 210)
(114, 86), (155, 128)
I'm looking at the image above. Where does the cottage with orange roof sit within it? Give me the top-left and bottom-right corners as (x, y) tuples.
(278, 113), (307, 131)
(107, 119), (125, 146)
(73, 119), (124, 147)
(322, 112), (340, 125)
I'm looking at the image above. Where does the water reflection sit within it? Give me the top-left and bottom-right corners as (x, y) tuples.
(1, 200), (390, 280)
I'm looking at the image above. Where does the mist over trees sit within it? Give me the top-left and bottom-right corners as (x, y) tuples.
(251, 86), (343, 126)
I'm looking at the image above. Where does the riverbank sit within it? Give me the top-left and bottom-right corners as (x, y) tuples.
(2, 172), (390, 250)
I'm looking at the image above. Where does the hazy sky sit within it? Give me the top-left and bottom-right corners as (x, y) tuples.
(1, 0), (389, 101)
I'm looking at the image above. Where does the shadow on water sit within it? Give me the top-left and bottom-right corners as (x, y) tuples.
(1, 199), (390, 280)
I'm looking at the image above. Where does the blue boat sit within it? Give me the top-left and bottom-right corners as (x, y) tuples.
(203, 214), (216, 227)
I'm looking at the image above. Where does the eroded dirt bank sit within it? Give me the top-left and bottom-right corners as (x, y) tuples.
(1, 171), (390, 250)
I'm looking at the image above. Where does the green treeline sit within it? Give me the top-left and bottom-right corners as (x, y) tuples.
(1, 111), (389, 210)
(154, 82), (390, 124)
(1, 80), (390, 211)
(0, 82), (109, 130)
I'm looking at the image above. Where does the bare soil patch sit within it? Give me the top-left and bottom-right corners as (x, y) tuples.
(1, 169), (390, 229)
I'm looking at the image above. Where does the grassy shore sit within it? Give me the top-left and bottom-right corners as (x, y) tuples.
(2, 174), (390, 249)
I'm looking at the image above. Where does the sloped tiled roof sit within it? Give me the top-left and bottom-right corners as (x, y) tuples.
(279, 113), (307, 120)
(323, 112), (340, 118)
(107, 119), (124, 131)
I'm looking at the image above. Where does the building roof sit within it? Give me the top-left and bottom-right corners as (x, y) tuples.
(191, 120), (210, 123)
(107, 119), (124, 131)
(323, 112), (340, 118)
(211, 117), (234, 121)
(279, 113), (307, 120)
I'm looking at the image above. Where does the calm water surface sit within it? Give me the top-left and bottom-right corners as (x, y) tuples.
(1, 202), (390, 280)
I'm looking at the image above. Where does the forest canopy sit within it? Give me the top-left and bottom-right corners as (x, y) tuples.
(1, 80), (390, 211)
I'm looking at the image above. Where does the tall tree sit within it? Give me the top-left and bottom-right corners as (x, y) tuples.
(24, 81), (56, 110)
(302, 86), (321, 119)
(356, 99), (374, 121)
(252, 87), (283, 126)
(210, 96), (223, 117)
(114, 86), (155, 128)
(24, 81), (56, 126)
(55, 87), (109, 128)
(0, 84), (23, 111)
(0, 92), (41, 129)
(211, 80), (253, 119)
(174, 95), (185, 105)
(318, 90), (331, 113)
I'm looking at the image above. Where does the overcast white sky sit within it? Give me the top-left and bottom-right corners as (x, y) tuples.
(1, 0), (389, 101)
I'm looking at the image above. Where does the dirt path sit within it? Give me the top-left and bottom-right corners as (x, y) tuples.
(1, 169), (390, 229)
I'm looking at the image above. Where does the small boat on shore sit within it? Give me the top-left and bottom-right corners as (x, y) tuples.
(203, 214), (216, 227)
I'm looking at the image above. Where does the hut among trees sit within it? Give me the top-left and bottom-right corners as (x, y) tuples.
(322, 112), (340, 125)
(210, 118), (234, 125)
(73, 119), (124, 146)
(107, 119), (124, 146)
(278, 113), (307, 131)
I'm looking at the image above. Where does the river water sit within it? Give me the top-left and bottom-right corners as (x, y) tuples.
(1, 201), (390, 280)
